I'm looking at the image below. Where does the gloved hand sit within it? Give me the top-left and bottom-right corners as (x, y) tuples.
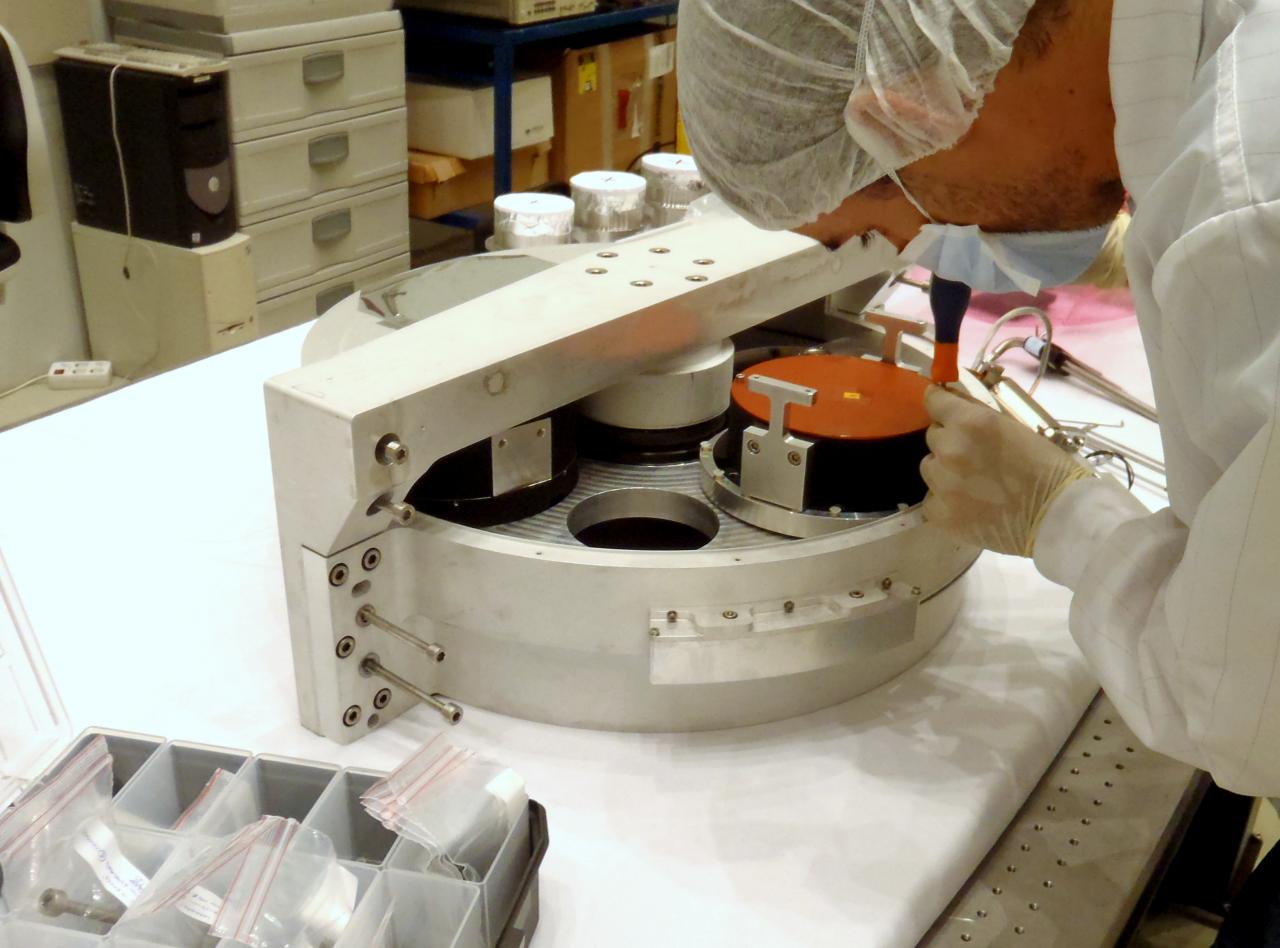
(920, 386), (1093, 556)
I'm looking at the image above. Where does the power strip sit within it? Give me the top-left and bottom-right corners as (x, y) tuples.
(47, 361), (113, 390)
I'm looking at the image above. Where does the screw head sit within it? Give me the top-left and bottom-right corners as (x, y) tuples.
(747, 440), (761, 454)
(361, 548), (381, 571)
(373, 688), (391, 709)
(649, 627), (660, 637)
(849, 590), (864, 599)
(596, 251), (617, 258)
(328, 563), (349, 587)
(335, 636), (356, 658)
(631, 279), (653, 287)
(686, 274), (708, 282)
(910, 586), (922, 597)
(536, 427), (547, 438)
(693, 258), (714, 266)
(666, 610), (678, 622)
(783, 600), (795, 613)
(787, 451), (802, 465)
(375, 435), (407, 466)
(586, 267), (608, 275)
(343, 705), (361, 727)
(649, 246), (670, 254)
(828, 506), (843, 516)
(722, 609), (739, 620)
(881, 577), (893, 590)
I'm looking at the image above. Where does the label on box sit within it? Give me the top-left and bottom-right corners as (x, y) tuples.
(73, 818), (151, 907)
(647, 42), (675, 80)
(577, 52), (598, 93)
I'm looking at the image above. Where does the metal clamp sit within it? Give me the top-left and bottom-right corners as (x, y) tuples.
(739, 374), (816, 511)
(862, 311), (928, 365)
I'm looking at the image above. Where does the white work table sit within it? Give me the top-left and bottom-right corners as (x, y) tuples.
(0, 283), (1161, 946)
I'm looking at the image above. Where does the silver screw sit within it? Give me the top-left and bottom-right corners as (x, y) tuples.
(39, 889), (121, 926)
(649, 627), (660, 637)
(631, 279), (653, 287)
(849, 590), (864, 599)
(722, 610), (738, 619)
(328, 563), (349, 587)
(586, 267), (608, 275)
(747, 440), (761, 454)
(787, 451), (802, 466)
(536, 427), (546, 438)
(649, 247), (670, 254)
(686, 275), (708, 282)
(829, 506), (843, 516)
(597, 251), (618, 258)
(375, 436), (407, 466)
(693, 258), (715, 265)
(335, 636), (356, 659)
(373, 688), (391, 709)
(343, 705), (361, 727)
(375, 498), (416, 526)
(362, 548), (381, 571)
(666, 610), (678, 622)
(735, 373), (745, 380)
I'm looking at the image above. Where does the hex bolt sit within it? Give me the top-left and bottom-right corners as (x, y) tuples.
(343, 705), (362, 727)
(375, 435), (407, 466)
(39, 889), (121, 926)
(328, 563), (349, 587)
(362, 656), (462, 726)
(335, 636), (356, 659)
(373, 688), (392, 709)
(787, 451), (802, 466)
(361, 548), (381, 571)
(356, 605), (445, 663)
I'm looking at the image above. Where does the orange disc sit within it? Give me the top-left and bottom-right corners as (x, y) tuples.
(733, 354), (931, 441)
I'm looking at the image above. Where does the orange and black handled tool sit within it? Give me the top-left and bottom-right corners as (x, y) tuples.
(928, 276), (971, 385)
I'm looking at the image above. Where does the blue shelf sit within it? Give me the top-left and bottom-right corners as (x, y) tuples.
(402, 3), (678, 219)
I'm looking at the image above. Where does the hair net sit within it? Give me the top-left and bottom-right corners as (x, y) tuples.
(677, 0), (1037, 230)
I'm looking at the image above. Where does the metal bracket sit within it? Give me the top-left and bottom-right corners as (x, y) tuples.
(862, 311), (929, 365)
(491, 418), (554, 495)
(739, 374), (816, 511)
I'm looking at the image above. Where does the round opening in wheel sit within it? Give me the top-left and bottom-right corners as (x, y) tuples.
(568, 489), (720, 551)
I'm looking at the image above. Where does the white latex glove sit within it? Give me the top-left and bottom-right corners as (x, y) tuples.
(920, 386), (1093, 556)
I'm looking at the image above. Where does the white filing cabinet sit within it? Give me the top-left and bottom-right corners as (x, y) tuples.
(113, 8), (411, 336)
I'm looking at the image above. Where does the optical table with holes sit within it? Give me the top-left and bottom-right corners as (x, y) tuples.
(0, 291), (1201, 947)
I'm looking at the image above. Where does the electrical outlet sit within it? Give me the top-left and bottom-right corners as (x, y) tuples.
(47, 361), (112, 390)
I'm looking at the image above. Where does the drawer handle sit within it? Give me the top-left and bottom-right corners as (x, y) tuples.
(315, 282), (356, 315)
(308, 132), (350, 167)
(302, 51), (345, 85)
(312, 208), (352, 244)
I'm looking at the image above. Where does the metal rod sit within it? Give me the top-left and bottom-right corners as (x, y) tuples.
(355, 605), (445, 663)
(40, 889), (122, 926)
(361, 656), (463, 725)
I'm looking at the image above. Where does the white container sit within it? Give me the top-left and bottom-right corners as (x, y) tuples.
(641, 153), (708, 227)
(256, 252), (409, 335)
(406, 76), (552, 160)
(492, 193), (573, 250)
(105, 0), (392, 34)
(397, 0), (595, 25)
(72, 224), (259, 380)
(570, 170), (646, 243)
(234, 107), (407, 224)
(111, 10), (400, 56)
(241, 181), (409, 295)
(221, 25), (404, 141)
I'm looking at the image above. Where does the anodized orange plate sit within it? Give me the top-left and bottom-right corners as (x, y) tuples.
(733, 354), (931, 441)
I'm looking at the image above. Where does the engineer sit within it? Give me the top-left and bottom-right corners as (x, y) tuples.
(679, 0), (1280, 938)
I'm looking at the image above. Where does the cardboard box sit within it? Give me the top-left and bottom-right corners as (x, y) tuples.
(408, 142), (552, 219)
(407, 75), (554, 160)
(537, 26), (677, 182)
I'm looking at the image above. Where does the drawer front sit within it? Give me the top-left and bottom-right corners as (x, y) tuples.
(243, 181), (409, 294)
(235, 108), (408, 222)
(228, 30), (405, 140)
(256, 252), (408, 335)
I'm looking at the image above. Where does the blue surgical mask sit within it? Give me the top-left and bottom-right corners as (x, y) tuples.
(890, 175), (1110, 295)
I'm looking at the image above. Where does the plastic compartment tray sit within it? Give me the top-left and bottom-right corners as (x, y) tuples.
(0, 728), (549, 948)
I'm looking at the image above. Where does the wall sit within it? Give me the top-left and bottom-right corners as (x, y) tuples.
(0, 2), (105, 392)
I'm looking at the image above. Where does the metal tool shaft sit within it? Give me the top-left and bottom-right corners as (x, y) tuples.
(361, 656), (463, 725)
(355, 605), (445, 662)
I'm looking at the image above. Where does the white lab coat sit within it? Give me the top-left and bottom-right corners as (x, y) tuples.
(1033, 0), (1280, 794)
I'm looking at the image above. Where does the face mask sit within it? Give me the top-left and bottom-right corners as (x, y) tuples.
(890, 174), (1110, 295)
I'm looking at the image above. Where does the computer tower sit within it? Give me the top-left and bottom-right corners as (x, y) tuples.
(54, 44), (236, 248)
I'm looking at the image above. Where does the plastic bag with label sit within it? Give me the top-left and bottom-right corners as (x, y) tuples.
(0, 736), (114, 919)
(361, 735), (526, 881)
(114, 815), (357, 948)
